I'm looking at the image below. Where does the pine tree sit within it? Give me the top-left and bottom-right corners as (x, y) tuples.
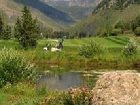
(14, 6), (39, 48)
(0, 16), (4, 38)
(2, 25), (12, 40)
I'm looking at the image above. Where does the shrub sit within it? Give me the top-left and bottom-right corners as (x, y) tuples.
(1, 25), (12, 40)
(111, 28), (122, 36)
(131, 16), (140, 31)
(97, 30), (108, 37)
(123, 39), (138, 56)
(79, 41), (104, 58)
(134, 27), (140, 36)
(115, 21), (131, 31)
(42, 92), (66, 105)
(41, 88), (92, 105)
(0, 48), (36, 88)
(115, 21), (125, 29)
(68, 88), (92, 105)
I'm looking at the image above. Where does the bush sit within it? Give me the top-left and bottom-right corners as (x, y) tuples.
(68, 88), (92, 105)
(1, 25), (12, 40)
(0, 48), (36, 88)
(123, 39), (138, 56)
(79, 41), (104, 58)
(115, 21), (131, 31)
(134, 27), (140, 36)
(131, 16), (140, 31)
(41, 88), (92, 105)
(115, 21), (125, 29)
(42, 92), (66, 105)
(111, 28), (122, 36)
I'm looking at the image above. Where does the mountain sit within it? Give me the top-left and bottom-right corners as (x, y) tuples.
(42, 0), (98, 7)
(0, 0), (74, 30)
(72, 0), (140, 35)
(41, 0), (101, 20)
(94, 0), (140, 13)
(14, 0), (74, 23)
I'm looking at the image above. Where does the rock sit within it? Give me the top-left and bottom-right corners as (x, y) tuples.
(92, 71), (140, 105)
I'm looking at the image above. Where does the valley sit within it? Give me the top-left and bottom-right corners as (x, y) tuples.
(0, 0), (140, 105)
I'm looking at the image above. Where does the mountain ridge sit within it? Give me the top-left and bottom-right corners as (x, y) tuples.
(72, 0), (140, 36)
(42, 0), (100, 7)
(94, 0), (140, 13)
(14, 0), (74, 23)
(0, 0), (75, 30)
(41, 0), (101, 20)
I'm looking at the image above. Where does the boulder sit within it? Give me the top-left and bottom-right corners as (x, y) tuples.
(92, 71), (140, 105)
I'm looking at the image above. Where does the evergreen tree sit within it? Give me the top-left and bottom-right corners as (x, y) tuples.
(2, 25), (12, 40)
(0, 16), (4, 38)
(132, 16), (140, 31)
(14, 6), (39, 48)
(14, 18), (22, 39)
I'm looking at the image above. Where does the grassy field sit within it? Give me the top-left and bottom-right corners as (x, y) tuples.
(0, 35), (140, 71)
(0, 35), (140, 104)
(0, 36), (130, 51)
(0, 83), (50, 105)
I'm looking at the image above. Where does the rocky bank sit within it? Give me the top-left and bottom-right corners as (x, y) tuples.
(92, 71), (140, 105)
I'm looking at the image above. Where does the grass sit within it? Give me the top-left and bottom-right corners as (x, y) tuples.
(0, 36), (129, 49)
(0, 35), (139, 71)
(0, 83), (47, 105)
(0, 35), (140, 104)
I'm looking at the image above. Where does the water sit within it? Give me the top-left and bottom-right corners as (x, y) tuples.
(37, 71), (99, 90)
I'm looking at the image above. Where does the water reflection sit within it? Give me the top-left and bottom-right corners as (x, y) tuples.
(37, 71), (99, 90)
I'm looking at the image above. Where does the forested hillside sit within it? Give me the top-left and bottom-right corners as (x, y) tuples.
(94, 0), (140, 13)
(41, 0), (100, 20)
(72, 0), (140, 36)
(14, 0), (74, 23)
(0, 0), (74, 30)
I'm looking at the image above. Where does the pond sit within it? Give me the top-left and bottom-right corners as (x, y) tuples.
(37, 71), (100, 90)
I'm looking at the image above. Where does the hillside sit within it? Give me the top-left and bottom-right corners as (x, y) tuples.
(94, 0), (140, 13)
(0, 0), (74, 30)
(72, 3), (140, 35)
(14, 0), (74, 23)
(42, 0), (100, 7)
(41, 0), (101, 20)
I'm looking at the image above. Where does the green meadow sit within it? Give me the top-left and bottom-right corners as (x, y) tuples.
(0, 35), (140, 71)
(0, 35), (140, 105)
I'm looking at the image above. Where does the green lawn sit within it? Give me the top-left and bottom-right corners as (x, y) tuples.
(0, 36), (130, 49)
(0, 35), (139, 71)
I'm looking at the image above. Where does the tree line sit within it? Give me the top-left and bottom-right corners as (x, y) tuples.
(0, 6), (39, 49)
(0, 17), (12, 40)
(0, 6), (72, 49)
(1, 6), (140, 49)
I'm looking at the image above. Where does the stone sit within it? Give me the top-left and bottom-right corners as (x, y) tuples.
(92, 71), (140, 105)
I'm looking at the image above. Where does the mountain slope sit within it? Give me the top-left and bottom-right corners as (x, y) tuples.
(41, 0), (101, 20)
(42, 0), (98, 7)
(72, 1), (140, 35)
(94, 0), (140, 13)
(14, 0), (74, 23)
(0, 0), (74, 30)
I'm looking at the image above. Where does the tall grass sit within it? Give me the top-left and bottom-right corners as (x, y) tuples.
(0, 48), (36, 88)
(0, 36), (140, 71)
